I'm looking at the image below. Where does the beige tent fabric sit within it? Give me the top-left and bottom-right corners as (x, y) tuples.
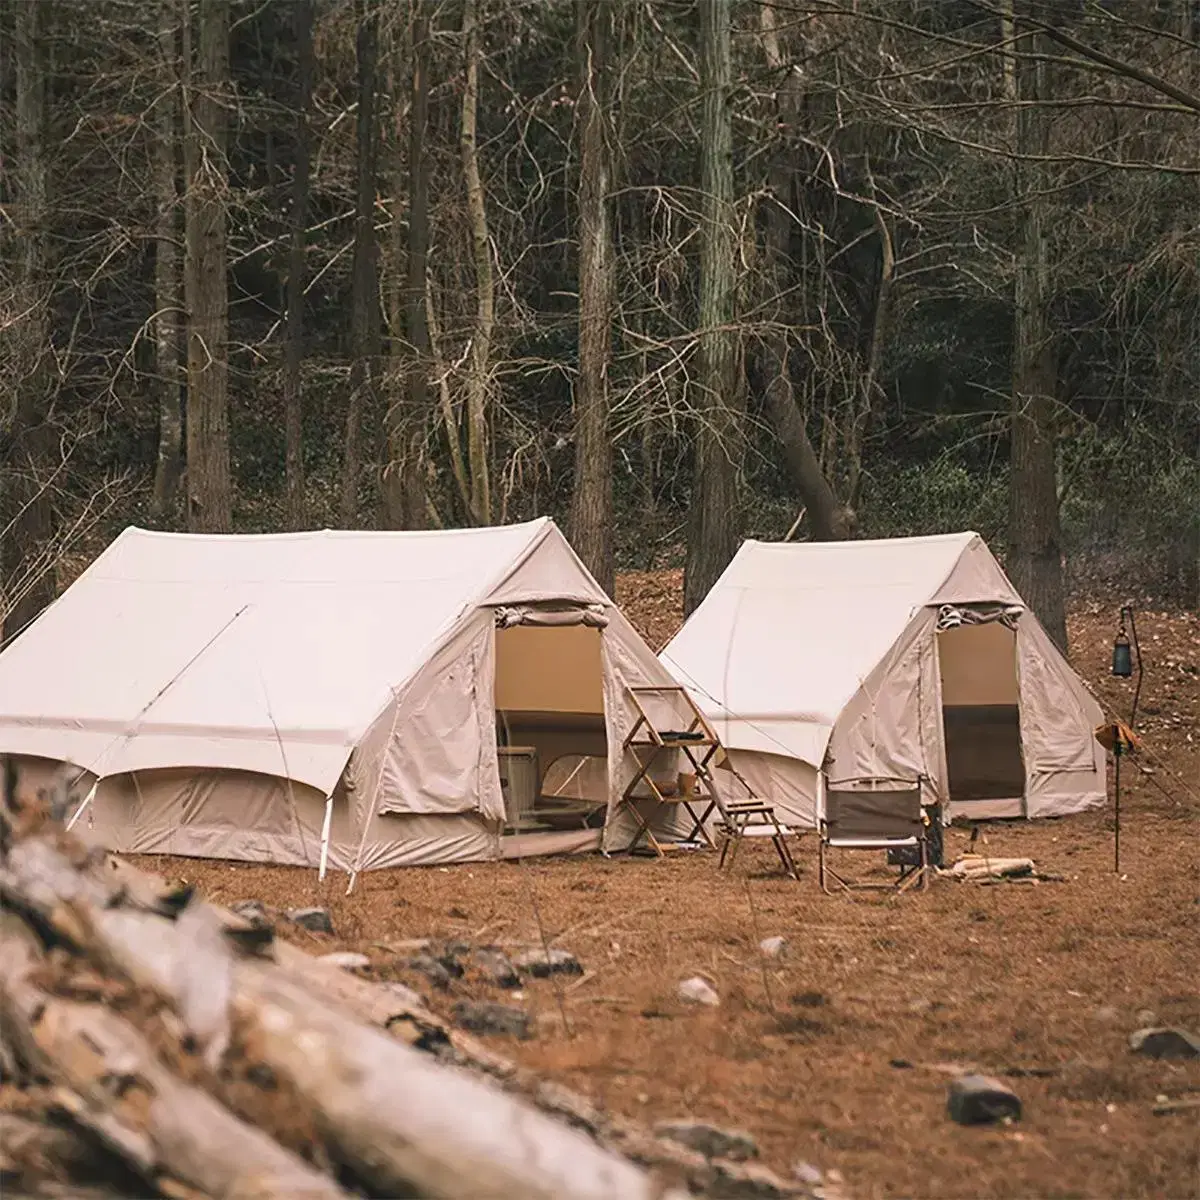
(0, 520), (684, 870)
(660, 532), (1105, 824)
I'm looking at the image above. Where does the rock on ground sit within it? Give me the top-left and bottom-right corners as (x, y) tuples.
(230, 899), (270, 924)
(402, 953), (458, 990)
(655, 1119), (759, 1162)
(452, 1000), (532, 1040)
(286, 906), (334, 935)
(472, 948), (521, 988)
(792, 1161), (823, 1186)
(946, 1074), (1022, 1125)
(512, 946), (584, 978)
(678, 976), (720, 1006)
(759, 936), (786, 958)
(1129, 1027), (1200, 1059)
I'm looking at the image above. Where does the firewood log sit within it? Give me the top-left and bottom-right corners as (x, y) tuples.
(0, 833), (687, 1200)
(0, 915), (348, 1200)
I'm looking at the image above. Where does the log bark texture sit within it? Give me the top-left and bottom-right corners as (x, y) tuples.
(0, 914), (346, 1199)
(0, 835), (690, 1200)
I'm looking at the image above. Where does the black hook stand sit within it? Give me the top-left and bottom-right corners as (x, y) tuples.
(1113, 738), (1122, 873)
(1111, 605), (1143, 874)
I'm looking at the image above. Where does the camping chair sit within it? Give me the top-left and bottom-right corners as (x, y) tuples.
(712, 796), (800, 880)
(818, 775), (930, 894)
(703, 759), (800, 880)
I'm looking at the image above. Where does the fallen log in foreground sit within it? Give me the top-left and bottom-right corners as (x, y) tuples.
(0, 914), (349, 1199)
(106, 855), (819, 1200)
(0, 821), (692, 1199)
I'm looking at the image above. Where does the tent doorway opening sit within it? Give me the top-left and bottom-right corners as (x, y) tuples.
(937, 621), (1025, 817)
(494, 623), (609, 842)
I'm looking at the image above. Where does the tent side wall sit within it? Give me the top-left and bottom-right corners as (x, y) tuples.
(1015, 616), (1106, 817)
(9, 754), (358, 869)
(348, 607), (505, 870)
(826, 610), (948, 802)
(719, 749), (820, 828)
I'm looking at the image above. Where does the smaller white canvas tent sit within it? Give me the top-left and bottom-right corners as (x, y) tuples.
(660, 532), (1106, 826)
(0, 519), (690, 870)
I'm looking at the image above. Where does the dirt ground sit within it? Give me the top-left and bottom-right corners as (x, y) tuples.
(130, 585), (1200, 1199)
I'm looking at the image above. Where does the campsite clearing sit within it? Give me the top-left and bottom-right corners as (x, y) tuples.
(131, 596), (1200, 1200)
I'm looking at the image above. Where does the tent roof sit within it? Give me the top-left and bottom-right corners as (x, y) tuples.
(659, 531), (1018, 764)
(0, 518), (607, 791)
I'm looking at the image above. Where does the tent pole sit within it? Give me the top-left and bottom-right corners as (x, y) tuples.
(318, 795), (334, 881)
(64, 781), (99, 832)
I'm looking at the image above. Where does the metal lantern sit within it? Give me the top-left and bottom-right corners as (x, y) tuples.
(1111, 629), (1133, 677)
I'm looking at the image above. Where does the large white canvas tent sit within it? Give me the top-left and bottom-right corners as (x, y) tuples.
(0, 519), (690, 870)
(660, 532), (1106, 826)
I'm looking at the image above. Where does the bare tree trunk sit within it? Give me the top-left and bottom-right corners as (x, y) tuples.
(685, 0), (740, 615)
(568, 0), (615, 591)
(460, 0), (494, 525)
(757, 6), (847, 542)
(283, 0), (313, 530)
(383, 1), (432, 530)
(151, 0), (183, 523)
(182, 0), (233, 533)
(342, 0), (382, 528)
(2, 0), (56, 644)
(1007, 11), (1068, 652)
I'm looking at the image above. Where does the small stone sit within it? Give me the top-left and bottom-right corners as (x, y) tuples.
(1095, 1004), (1120, 1022)
(947, 1074), (1022, 1125)
(452, 1000), (532, 1040)
(792, 1161), (823, 1186)
(1129, 1027), (1200, 1059)
(513, 946), (584, 978)
(759, 936), (786, 958)
(318, 951), (370, 971)
(1135, 1008), (1158, 1026)
(230, 899), (269, 923)
(287, 906), (334, 935)
(472, 948), (521, 988)
(403, 954), (457, 990)
(655, 1119), (759, 1162)
(678, 976), (720, 1006)
(790, 990), (826, 1008)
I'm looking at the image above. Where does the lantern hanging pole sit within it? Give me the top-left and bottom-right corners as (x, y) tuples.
(1113, 736), (1121, 874)
(1109, 604), (1142, 875)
